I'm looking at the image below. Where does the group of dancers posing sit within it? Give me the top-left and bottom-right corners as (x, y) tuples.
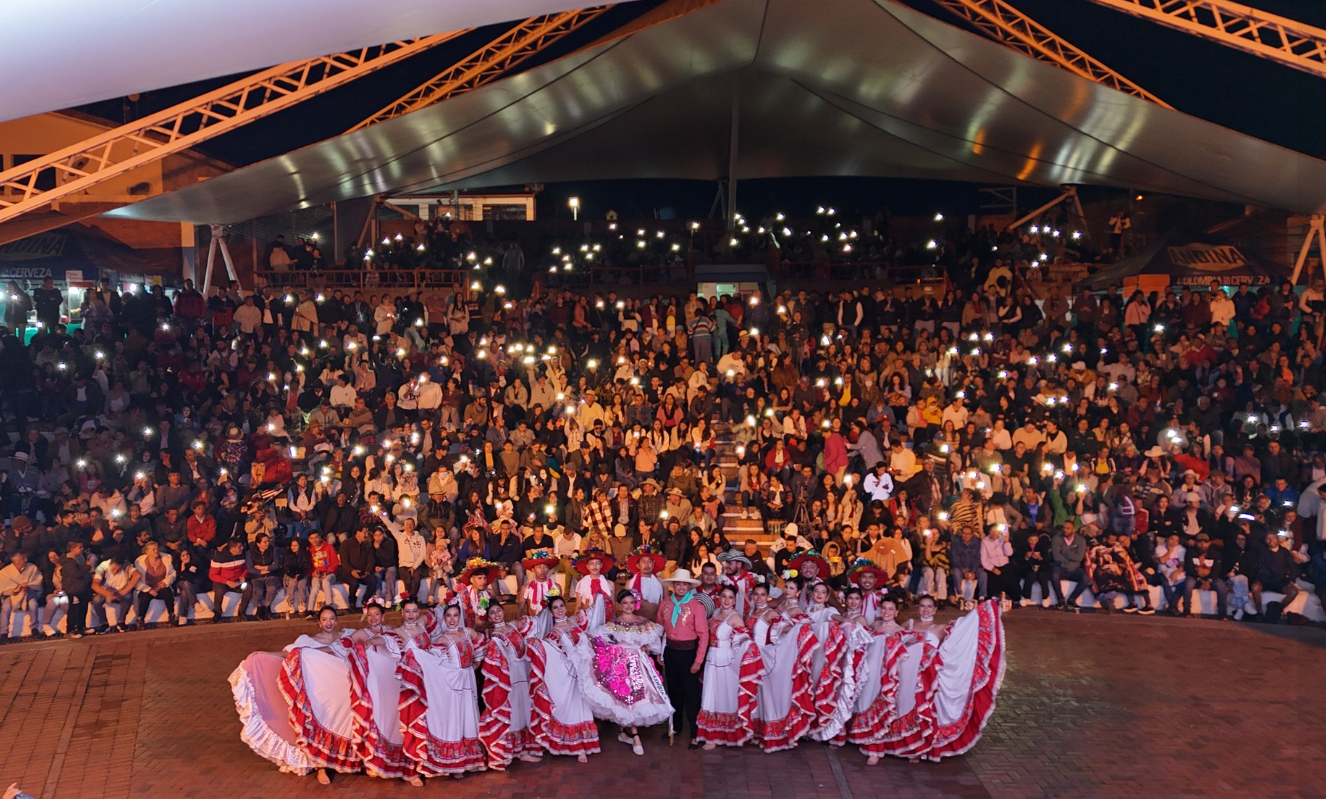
(230, 545), (1005, 785)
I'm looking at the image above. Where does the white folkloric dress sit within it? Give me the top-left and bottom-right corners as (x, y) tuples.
(858, 600), (1005, 761)
(526, 617), (602, 757)
(805, 605), (850, 739)
(749, 610), (817, 753)
(920, 599), (1006, 760)
(479, 619), (541, 769)
(230, 633), (358, 775)
(696, 616), (765, 746)
(397, 630), (487, 777)
(345, 626), (415, 779)
(815, 617), (875, 744)
(571, 618), (674, 729)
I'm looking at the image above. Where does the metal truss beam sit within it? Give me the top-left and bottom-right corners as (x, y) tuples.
(1084, 0), (1326, 79)
(350, 6), (612, 132)
(0, 32), (464, 226)
(931, 0), (1172, 107)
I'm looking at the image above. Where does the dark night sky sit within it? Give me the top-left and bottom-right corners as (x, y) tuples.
(73, 0), (1326, 220)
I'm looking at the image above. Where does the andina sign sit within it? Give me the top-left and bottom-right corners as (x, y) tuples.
(1165, 243), (1247, 272)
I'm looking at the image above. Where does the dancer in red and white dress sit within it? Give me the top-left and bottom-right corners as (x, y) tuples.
(849, 592), (906, 762)
(788, 551), (834, 609)
(526, 595), (601, 762)
(855, 593), (1004, 764)
(572, 548), (615, 629)
(572, 589), (674, 756)
(518, 550), (560, 618)
(804, 582), (850, 740)
(479, 602), (543, 770)
(859, 594), (944, 763)
(625, 545), (666, 621)
(815, 587), (878, 745)
(696, 585), (764, 749)
(917, 598), (1005, 761)
(749, 577), (817, 753)
(346, 601), (420, 785)
(230, 607), (357, 784)
(397, 600), (487, 780)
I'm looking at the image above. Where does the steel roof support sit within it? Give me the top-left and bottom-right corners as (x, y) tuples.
(930, 0), (1171, 106)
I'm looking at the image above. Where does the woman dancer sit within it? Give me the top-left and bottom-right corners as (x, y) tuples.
(816, 586), (876, 745)
(230, 607), (357, 784)
(749, 576), (817, 753)
(805, 582), (849, 740)
(346, 601), (419, 785)
(846, 591), (904, 761)
(479, 601), (543, 769)
(526, 595), (601, 762)
(573, 589), (674, 756)
(917, 599), (1005, 761)
(696, 585), (764, 749)
(860, 594), (944, 763)
(397, 600), (487, 779)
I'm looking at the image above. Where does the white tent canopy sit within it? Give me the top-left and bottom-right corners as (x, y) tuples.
(0, 0), (627, 123)
(105, 0), (1326, 224)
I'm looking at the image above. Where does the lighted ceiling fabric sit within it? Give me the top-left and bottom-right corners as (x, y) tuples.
(106, 0), (1326, 224)
(0, 0), (627, 123)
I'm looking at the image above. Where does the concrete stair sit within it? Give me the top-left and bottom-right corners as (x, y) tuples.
(714, 422), (779, 552)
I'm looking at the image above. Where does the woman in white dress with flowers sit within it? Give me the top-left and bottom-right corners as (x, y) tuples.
(572, 589), (673, 756)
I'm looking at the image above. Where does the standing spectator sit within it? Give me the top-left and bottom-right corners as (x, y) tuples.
(306, 531), (339, 615)
(949, 525), (986, 609)
(61, 540), (93, 639)
(33, 277), (63, 333)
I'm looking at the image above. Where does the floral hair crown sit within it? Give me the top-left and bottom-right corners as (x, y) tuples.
(781, 568), (799, 581)
(541, 588), (563, 608)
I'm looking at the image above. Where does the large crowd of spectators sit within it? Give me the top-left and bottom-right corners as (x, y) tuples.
(1, 230), (1325, 642)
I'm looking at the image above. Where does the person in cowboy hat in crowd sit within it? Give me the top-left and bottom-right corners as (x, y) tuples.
(716, 550), (758, 617)
(572, 547), (615, 627)
(625, 545), (666, 620)
(657, 568), (708, 749)
(846, 558), (891, 623)
(663, 486), (694, 524)
(519, 549), (561, 618)
(451, 557), (502, 632)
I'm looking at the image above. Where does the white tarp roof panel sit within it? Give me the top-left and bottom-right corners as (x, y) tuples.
(104, 0), (1326, 223)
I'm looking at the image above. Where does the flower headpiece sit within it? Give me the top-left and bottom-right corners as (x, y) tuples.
(541, 588), (563, 608)
(781, 568), (799, 581)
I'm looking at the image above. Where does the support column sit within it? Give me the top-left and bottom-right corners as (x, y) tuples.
(725, 75), (741, 230)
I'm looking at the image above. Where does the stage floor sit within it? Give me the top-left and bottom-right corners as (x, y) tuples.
(0, 609), (1321, 799)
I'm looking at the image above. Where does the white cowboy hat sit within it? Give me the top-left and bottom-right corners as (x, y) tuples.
(662, 568), (701, 586)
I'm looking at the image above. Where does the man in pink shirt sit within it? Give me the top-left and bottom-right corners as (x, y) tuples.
(657, 568), (709, 749)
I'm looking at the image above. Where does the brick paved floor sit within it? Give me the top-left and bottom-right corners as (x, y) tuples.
(0, 611), (1322, 799)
